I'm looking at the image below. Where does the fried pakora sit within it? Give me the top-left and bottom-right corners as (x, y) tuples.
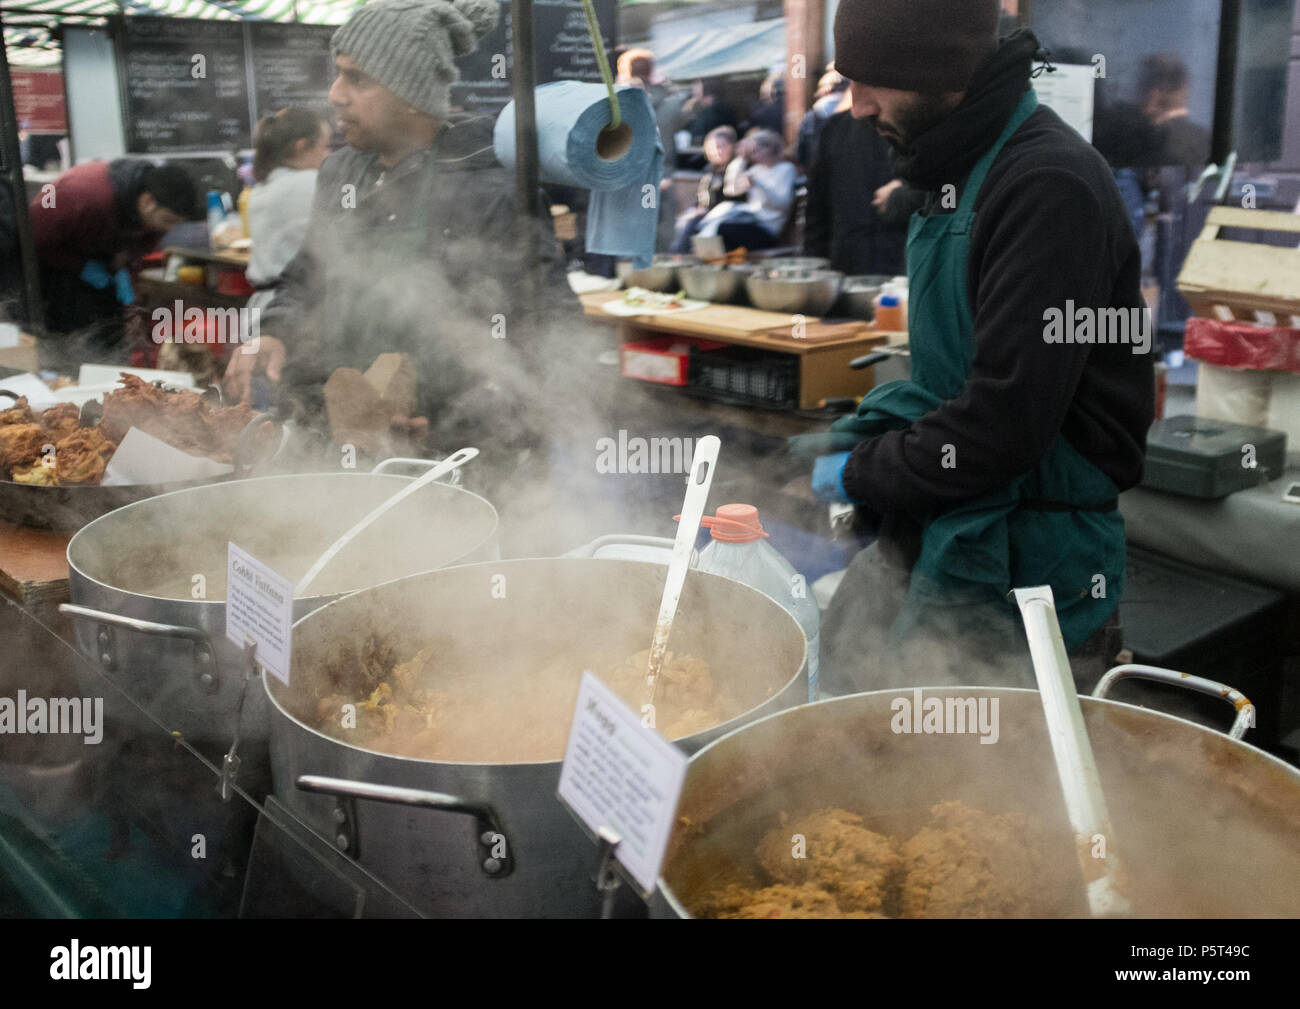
(99, 373), (257, 462)
(4, 374), (256, 484)
(10, 459), (55, 485)
(0, 396), (33, 427)
(39, 402), (82, 440)
(53, 427), (116, 485)
(0, 423), (49, 474)
(98, 373), (168, 443)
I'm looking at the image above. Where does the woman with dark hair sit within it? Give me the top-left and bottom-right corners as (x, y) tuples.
(246, 109), (332, 308)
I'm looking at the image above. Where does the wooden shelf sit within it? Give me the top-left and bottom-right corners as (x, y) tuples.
(0, 521), (71, 606)
(580, 291), (903, 410)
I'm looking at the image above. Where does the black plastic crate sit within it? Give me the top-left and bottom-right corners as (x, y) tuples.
(688, 347), (799, 409)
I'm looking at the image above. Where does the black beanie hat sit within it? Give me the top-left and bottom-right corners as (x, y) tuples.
(834, 0), (1002, 93)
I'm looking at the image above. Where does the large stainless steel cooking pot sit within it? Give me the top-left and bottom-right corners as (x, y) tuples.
(62, 463), (499, 752)
(654, 673), (1300, 918)
(264, 558), (808, 917)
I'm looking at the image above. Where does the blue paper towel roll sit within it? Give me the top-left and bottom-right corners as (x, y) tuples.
(495, 81), (663, 269)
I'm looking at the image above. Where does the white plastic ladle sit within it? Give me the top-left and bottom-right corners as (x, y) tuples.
(294, 447), (478, 597)
(1013, 585), (1130, 917)
(642, 435), (721, 714)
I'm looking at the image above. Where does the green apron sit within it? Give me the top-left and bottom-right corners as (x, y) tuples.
(834, 89), (1125, 651)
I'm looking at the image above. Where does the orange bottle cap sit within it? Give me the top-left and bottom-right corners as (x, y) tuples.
(678, 503), (770, 543)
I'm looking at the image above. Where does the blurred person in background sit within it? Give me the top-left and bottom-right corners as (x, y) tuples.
(1139, 54), (1210, 168)
(29, 159), (199, 362)
(795, 69), (849, 170)
(681, 78), (738, 145)
(1091, 93), (1161, 242)
(246, 108), (333, 317)
(0, 184), (22, 318)
(670, 125), (738, 253)
(617, 47), (687, 252)
(617, 48), (685, 176)
(747, 72), (786, 134)
(804, 87), (910, 276)
(694, 129), (795, 252)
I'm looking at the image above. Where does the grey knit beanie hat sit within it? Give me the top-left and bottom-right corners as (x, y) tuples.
(331, 0), (500, 118)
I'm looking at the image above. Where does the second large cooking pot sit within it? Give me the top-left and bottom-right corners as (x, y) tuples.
(63, 466), (500, 751)
(654, 678), (1300, 918)
(263, 558), (808, 917)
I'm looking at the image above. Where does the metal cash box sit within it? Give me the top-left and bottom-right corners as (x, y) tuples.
(1142, 415), (1287, 499)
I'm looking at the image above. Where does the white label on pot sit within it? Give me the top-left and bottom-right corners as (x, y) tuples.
(225, 542), (294, 684)
(557, 671), (689, 894)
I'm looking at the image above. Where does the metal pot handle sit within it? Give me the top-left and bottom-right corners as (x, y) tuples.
(232, 411), (284, 477)
(59, 602), (223, 695)
(370, 456), (463, 486)
(1092, 664), (1256, 740)
(296, 774), (513, 878)
(562, 534), (693, 562)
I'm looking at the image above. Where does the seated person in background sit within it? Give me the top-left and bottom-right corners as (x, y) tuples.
(670, 126), (737, 254)
(29, 160), (199, 363)
(694, 130), (796, 252)
(805, 87), (910, 276)
(246, 108), (333, 314)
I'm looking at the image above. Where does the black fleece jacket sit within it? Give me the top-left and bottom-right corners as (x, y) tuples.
(841, 31), (1153, 516)
(804, 111), (908, 276)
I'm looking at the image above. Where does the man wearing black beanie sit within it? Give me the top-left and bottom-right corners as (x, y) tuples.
(810, 2), (1154, 694)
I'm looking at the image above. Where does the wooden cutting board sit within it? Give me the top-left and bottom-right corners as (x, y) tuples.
(0, 522), (71, 605)
(764, 321), (877, 344)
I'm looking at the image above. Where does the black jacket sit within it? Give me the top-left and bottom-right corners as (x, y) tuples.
(804, 111), (908, 277)
(842, 31), (1153, 517)
(265, 114), (576, 445)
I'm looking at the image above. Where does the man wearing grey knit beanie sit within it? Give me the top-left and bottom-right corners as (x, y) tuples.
(328, 0), (499, 163)
(813, 0), (1154, 695)
(226, 0), (580, 483)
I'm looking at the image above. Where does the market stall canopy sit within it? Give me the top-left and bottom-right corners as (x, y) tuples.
(651, 17), (785, 80)
(2, 0), (367, 67)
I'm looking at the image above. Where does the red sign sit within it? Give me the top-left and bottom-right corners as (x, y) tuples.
(11, 69), (67, 134)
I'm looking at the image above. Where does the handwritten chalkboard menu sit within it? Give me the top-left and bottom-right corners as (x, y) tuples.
(120, 18), (250, 153)
(450, 0), (617, 116)
(248, 22), (336, 123)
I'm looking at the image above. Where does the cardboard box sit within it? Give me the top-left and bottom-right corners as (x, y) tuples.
(0, 331), (39, 374)
(323, 353), (419, 457)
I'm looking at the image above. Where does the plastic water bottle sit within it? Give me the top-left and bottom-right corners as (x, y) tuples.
(873, 282), (906, 332)
(695, 504), (822, 702)
(206, 191), (227, 250)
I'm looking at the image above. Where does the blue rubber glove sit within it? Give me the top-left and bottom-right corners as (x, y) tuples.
(80, 260), (111, 290)
(812, 451), (856, 504)
(114, 268), (134, 305)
